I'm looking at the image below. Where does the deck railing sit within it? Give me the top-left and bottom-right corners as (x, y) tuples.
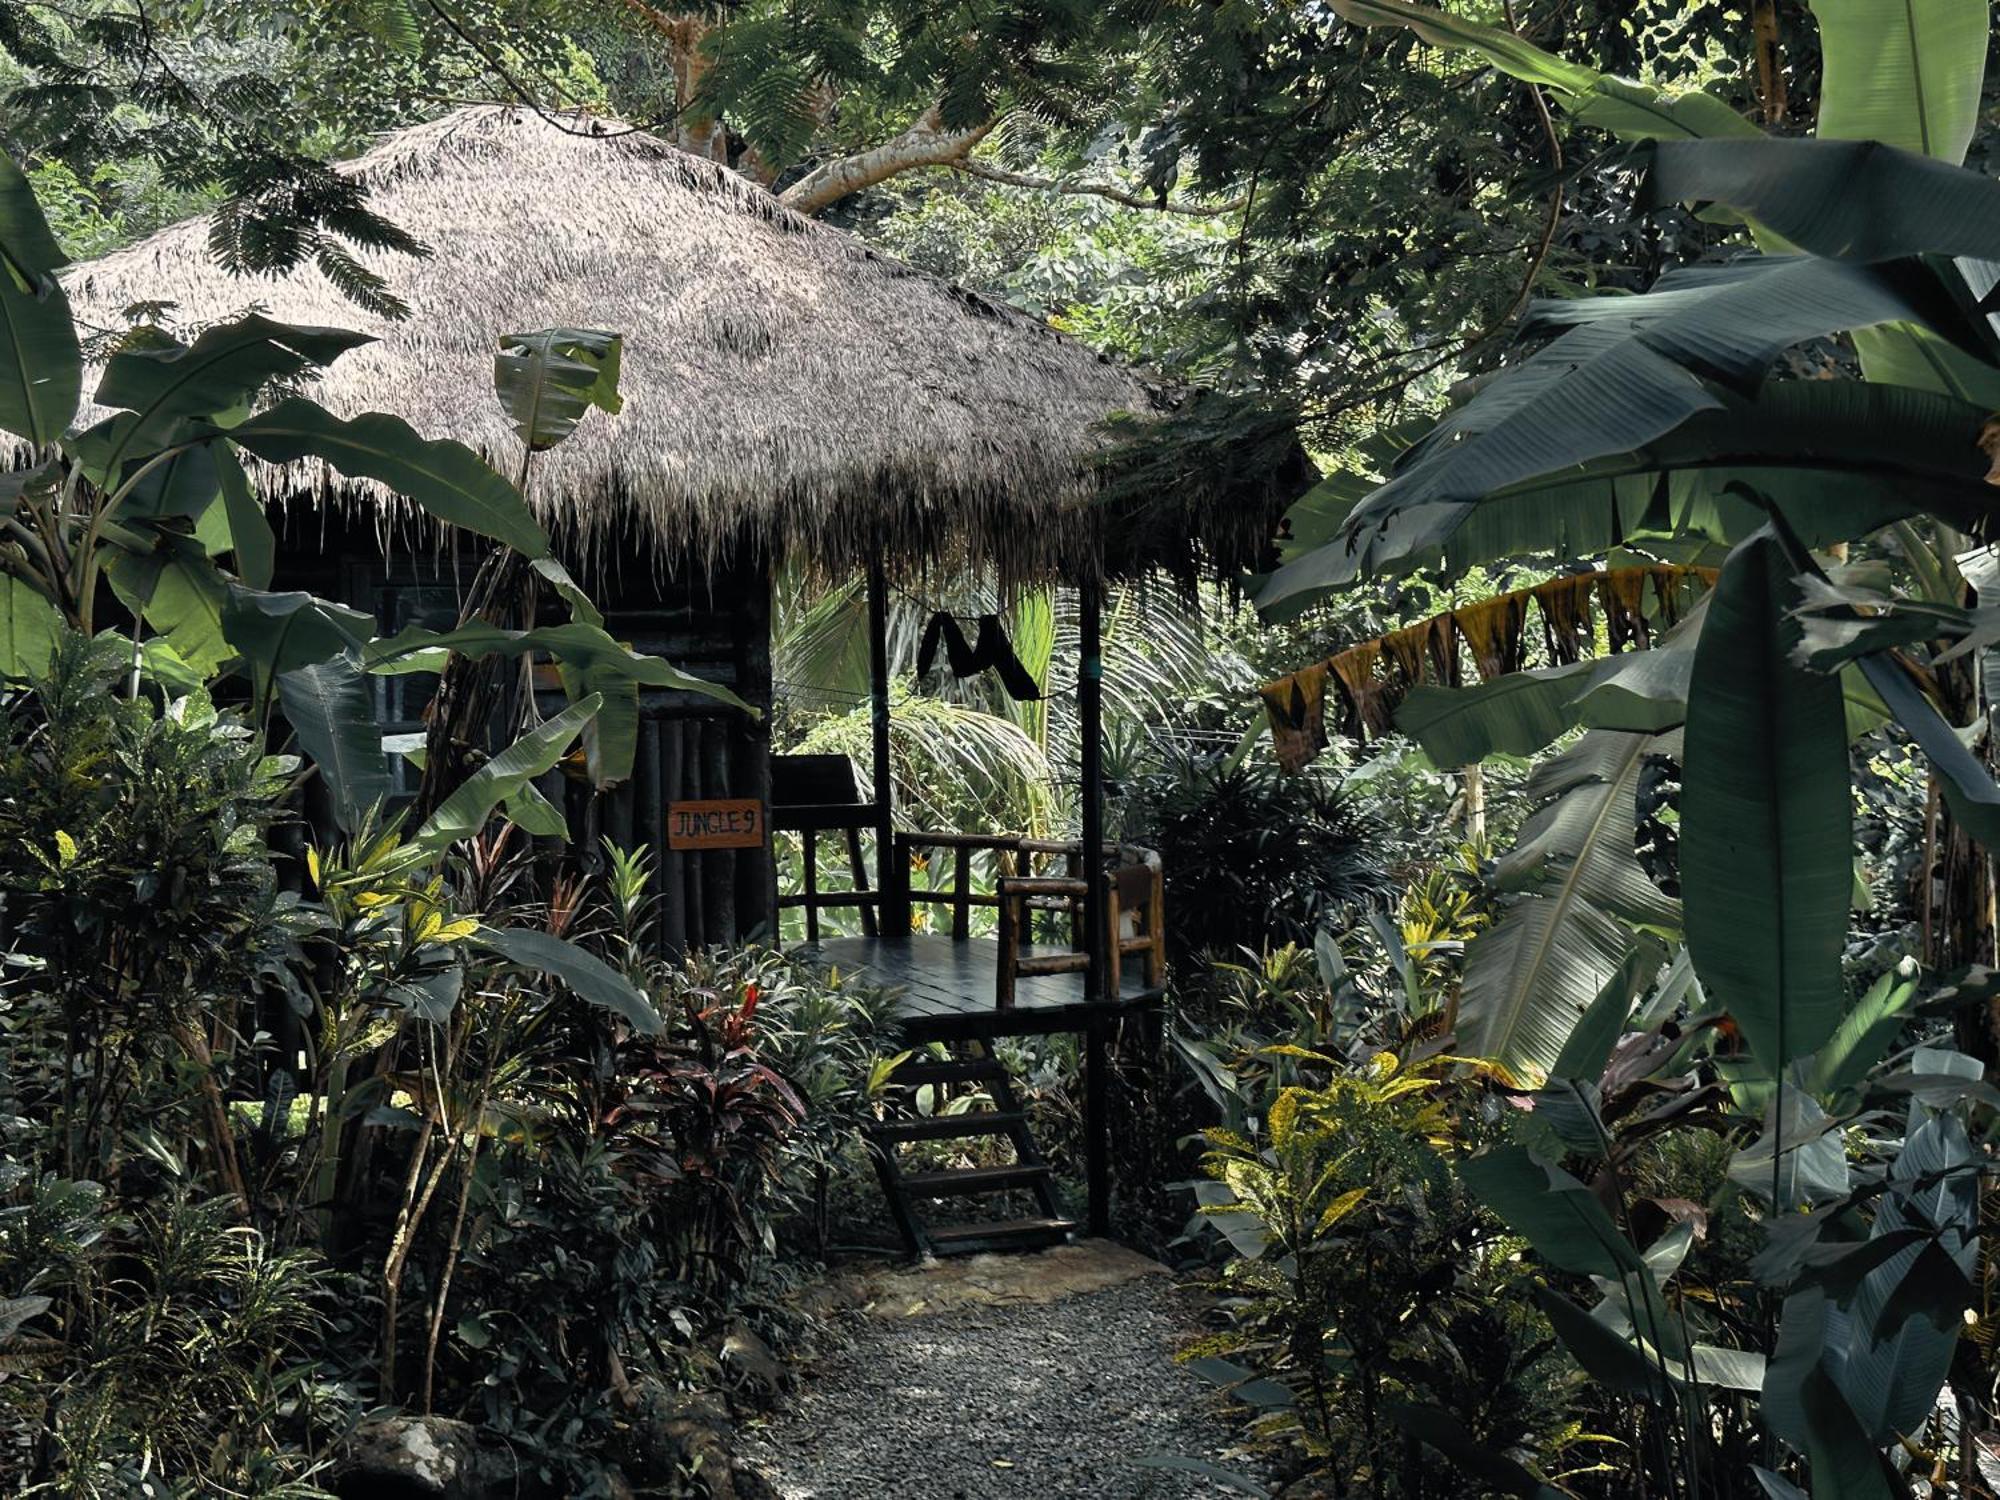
(892, 831), (1165, 1007)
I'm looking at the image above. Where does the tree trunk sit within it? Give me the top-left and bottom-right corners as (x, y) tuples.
(1750, 0), (1788, 126)
(413, 549), (542, 823)
(1931, 650), (1998, 1051)
(778, 108), (1000, 216)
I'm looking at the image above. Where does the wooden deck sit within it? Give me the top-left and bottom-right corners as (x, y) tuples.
(805, 934), (1166, 1041)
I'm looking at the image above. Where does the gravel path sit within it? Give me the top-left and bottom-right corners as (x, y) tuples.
(741, 1272), (1261, 1499)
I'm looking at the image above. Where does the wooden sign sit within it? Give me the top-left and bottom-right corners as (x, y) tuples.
(668, 798), (765, 850)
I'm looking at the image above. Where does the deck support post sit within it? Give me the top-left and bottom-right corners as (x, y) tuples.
(1079, 573), (1111, 1236)
(868, 556), (906, 939)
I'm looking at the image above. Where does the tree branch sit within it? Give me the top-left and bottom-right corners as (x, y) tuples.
(778, 107), (999, 216)
(945, 159), (1246, 217)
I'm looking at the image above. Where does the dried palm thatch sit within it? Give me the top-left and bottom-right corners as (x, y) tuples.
(57, 106), (1225, 583)
(1260, 565), (1719, 771)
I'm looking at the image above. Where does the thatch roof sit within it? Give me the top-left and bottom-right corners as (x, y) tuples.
(60, 106), (1275, 582)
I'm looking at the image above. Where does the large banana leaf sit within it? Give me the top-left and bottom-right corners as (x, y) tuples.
(1644, 137), (2000, 263)
(0, 573), (60, 678)
(415, 693), (601, 851)
(93, 315), (372, 454)
(103, 534), (231, 677)
(1550, 936), (1670, 1083)
(1329, 0), (1760, 142)
(470, 925), (662, 1034)
(1396, 661), (1598, 765)
(115, 431), (220, 525)
(227, 399), (550, 558)
(1853, 322), (2000, 406)
(1681, 531), (1851, 1075)
(1525, 255), (1990, 361)
(1762, 1289), (1899, 1500)
(1262, 377), (1993, 603)
(368, 618), (749, 787)
(1857, 648), (2000, 850)
(0, 151), (78, 447)
(1809, 966), (1922, 1098)
(1750, 0), (1989, 416)
(1768, 525), (2000, 853)
(1826, 1096), (1979, 1441)
(1397, 627), (1697, 767)
(215, 447), (275, 589)
(277, 654), (389, 834)
(1811, 0), (1988, 164)
(1400, 592), (1888, 769)
(219, 585), (374, 712)
(493, 328), (622, 453)
(1762, 1086), (1979, 1493)
(1461, 1145), (1647, 1278)
(1457, 729), (1679, 1082)
(368, 619), (748, 708)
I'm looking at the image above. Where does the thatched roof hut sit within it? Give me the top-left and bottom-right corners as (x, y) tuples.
(62, 106), (1265, 581)
(59, 106), (1299, 977)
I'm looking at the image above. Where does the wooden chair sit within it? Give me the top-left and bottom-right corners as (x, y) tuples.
(771, 754), (877, 942)
(994, 842), (1165, 1007)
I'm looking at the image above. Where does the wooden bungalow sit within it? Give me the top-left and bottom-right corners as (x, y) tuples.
(61, 107), (1294, 1253)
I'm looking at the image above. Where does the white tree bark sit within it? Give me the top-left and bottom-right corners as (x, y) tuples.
(778, 107), (998, 216)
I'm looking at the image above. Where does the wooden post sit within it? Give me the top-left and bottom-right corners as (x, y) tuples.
(867, 557), (905, 938)
(636, 715), (664, 951)
(802, 827), (820, 944)
(1079, 574), (1110, 1236)
(1145, 867), (1166, 989)
(661, 723), (686, 955)
(845, 827), (876, 938)
(997, 883), (1020, 1010)
(701, 719), (735, 943)
(1104, 880), (1123, 1004)
(1079, 578), (1107, 1000)
(680, 720), (705, 946)
(741, 563), (778, 940)
(951, 844), (972, 941)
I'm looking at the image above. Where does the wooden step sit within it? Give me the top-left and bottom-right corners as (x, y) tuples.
(900, 1163), (1052, 1199)
(865, 1110), (1026, 1144)
(925, 1217), (1078, 1256)
(886, 1057), (1006, 1088)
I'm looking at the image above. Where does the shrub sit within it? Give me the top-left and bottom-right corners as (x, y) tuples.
(1120, 755), (1393, 963)
(1189, 1053), (1579, 1494)
(0, 635), (304, 1197)
(0, 1178), (349, 1497)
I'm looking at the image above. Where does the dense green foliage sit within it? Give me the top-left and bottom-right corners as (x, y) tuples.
(16, 3), (2000, 1499)
(1180, 3), (2000, 1497)
(0, 151), (895, 1493)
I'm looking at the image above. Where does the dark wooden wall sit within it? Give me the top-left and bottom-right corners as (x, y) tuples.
(271, 511), (775, 956)
(587, 550), (775, 953)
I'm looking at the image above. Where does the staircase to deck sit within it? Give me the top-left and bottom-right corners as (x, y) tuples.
(863, 1048), (1078, 1258)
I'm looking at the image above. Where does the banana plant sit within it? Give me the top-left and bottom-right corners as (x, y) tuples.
(1268, 3), (2000, 1492)
(0, 152), (740, 842)
(1456, 728), (1679, 1082)
(1261, 1), (2000, 1067)
(1269, 0), (1996, 610)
